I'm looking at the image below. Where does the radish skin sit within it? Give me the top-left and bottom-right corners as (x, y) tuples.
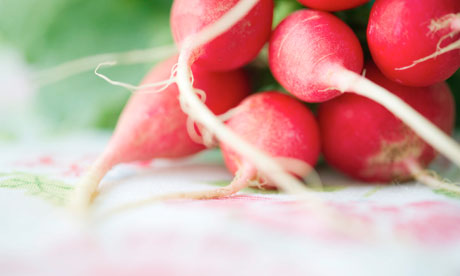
(269, 9), (460, 169)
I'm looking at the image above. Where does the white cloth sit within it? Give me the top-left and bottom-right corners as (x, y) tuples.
(1, 133), (460, 276)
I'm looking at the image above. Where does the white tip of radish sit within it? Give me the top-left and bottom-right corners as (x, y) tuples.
(68, 155), (115, 218)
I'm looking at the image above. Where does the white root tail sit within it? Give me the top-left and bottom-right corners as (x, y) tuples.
(406, 160), (460, 194)
(33, 45), (177, 87)
(97, 157), (323, 219)
(98, 163), (257, 218)
(94, 61), (178, 94)
(69, 154), (117, 217)
(332, 67), (460, 169)
(396, 13), (460, 70)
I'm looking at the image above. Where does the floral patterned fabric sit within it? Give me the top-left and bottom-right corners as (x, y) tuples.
(1, 133), (460, 276)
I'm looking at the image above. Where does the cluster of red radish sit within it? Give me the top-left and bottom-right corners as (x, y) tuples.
(70, 0), (460, 214)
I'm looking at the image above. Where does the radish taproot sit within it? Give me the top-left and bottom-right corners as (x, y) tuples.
(318, 62), (455, 183)
(367, 0), (460, 87)
(297, 0), (369, 12)
(171, 0), (273, 71)
(268, 9), (460, 169)
(70, 55), (250, 213)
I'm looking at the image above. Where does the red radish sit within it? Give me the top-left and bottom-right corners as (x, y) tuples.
(318, 62), (455, 183)
(170, 0), (273, 71)
(367, 0), (460, 87)
(70, 55), (250, 212)
(297, 0), (369, 12)
(220, 92), (321, 191)
(268, 9), (460, 169)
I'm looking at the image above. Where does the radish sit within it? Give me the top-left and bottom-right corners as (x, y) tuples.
(70, 55), (250, 213)
(220, 92), (321, 192)
(171, 0), (273, 71)
(296, 0), (369, 12)
(318, 62), (456, 184)
(268, 9), (460, 169)
(367, 0), (460, 87)
(72, 0), (319, 215)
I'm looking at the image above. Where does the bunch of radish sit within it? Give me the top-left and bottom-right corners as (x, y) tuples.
(68, 0), (460, 215)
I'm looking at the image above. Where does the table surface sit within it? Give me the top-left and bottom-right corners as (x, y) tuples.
(1, 133), (460, 276)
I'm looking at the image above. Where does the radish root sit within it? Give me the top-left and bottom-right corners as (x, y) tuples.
(331, 66), (460, 169)
(99, 163), (257, 218)
(33, 45), (177, 87)
(96, 158), (321, 220)
(396, 13), (460, 70)
(94, 61), (178, 94)
(406, 160), (460, 194)
(69, 152), (118, 216)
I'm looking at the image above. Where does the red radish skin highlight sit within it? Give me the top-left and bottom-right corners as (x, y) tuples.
(70, 55), (250, 213)
(367, 0), (460, 87)
(297, 0), (369, 12)
(318, 62), (455, 183)
(221, 92), (321, 190)
(171, 0), (273, 71)
(269, 10), (363, 103)
(269, 9), (460, 169)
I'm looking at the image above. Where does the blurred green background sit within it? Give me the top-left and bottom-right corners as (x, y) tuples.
(0, 0), (458, 137)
